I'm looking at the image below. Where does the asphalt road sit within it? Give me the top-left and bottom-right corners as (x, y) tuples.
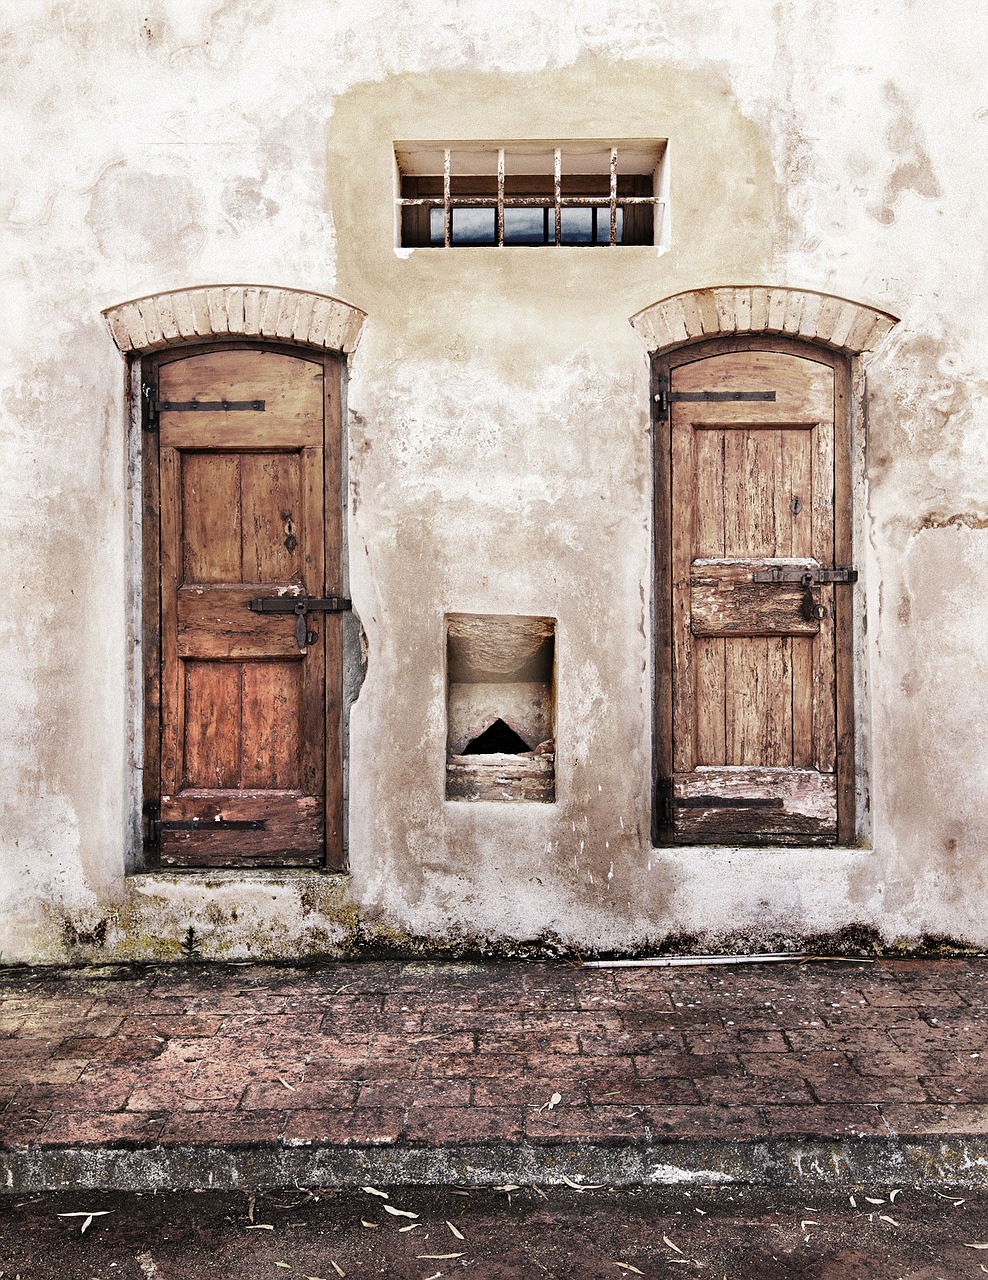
(2, 1183), (987, 1279)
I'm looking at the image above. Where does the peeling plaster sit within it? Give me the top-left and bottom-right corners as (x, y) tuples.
(2, 1), (988, 961)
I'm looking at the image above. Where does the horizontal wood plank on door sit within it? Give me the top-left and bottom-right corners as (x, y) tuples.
(158, 350), (323, 449)
(690, 561), (822, 636)
(158, 791), (323, 866)
(177, 587), (307, 659)
(672, 767), (836, 845)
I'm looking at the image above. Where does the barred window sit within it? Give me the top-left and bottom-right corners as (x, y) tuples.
(395, 141), (667, 249)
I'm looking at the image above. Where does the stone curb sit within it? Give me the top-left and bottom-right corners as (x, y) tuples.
(4, 1137), (988, 1192)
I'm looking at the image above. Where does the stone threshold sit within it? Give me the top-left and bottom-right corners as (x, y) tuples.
(4, 1136), (988, 1192)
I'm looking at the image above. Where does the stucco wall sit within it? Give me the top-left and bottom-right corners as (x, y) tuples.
(1, 0), (986, 961)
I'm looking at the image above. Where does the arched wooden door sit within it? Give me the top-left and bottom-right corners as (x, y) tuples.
(652, 337), (855, 846)
(142, 344), (346, 869)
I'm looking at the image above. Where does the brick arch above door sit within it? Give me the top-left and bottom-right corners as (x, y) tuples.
(103, 285), (367, 356)
(630, 286), (898, 356)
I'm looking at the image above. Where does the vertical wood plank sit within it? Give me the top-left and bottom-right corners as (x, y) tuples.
(301, 443), (327, 804)
(693, 429), (725, 558)
(812, 368), (837, 772)
(142, 386), (162, 845)
(671, 409), (695, 773)
(159, 446), (184, 794)
(652, 357), (674, 840)
(182, 452), (241, 583)
(694, 637), (726, 764)
(241, 453), (302, 583)
(791, 634), (816, 767)
(725, 637), (767, 765)
(242, 661), (303, 788)
(322, 359), (344, 867)
(764, 635), (793, 766)
(833, 358), (856, 842)
(183, 661), (242, 788)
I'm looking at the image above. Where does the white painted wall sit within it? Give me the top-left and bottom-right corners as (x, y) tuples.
(1, 0), (986, 961)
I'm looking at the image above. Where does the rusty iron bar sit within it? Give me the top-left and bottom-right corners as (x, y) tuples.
(443, 148), (451, 248)
(397, 195), (664, 207)
(497, 147), (505, 247)
(553, 147), (562, 245)
(609, 146), (618, 246)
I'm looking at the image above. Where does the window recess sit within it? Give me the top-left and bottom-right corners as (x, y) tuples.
(396, 140), (667, 249)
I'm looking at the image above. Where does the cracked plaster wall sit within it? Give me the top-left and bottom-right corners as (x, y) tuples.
(1, 0), (987, 961)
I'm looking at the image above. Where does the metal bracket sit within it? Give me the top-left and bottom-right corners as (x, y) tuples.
(146, 804), (264, 848)
(753, 566), (858, 585)
(152, 399), (265, 413)
(654, 377), (776, 419)
(249, 595), (353, 649)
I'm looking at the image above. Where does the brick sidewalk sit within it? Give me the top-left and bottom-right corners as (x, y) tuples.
(2, 957), (987, 1190)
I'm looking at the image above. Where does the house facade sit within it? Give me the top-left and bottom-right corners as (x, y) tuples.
(2, 1), (986, 961)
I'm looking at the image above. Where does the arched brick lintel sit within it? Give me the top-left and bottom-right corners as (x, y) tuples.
(630, 286), (898, 356)
(102, 285), (367, 356)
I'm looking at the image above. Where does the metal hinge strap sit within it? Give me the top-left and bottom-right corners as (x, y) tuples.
(653, 377), (776, 420)
(753, 566), (858, 585)
(247, 596), (352, 615)
(152, 399), (265, 413)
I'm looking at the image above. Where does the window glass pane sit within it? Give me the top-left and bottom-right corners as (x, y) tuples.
(504, 208), (549, 245)
(451, 207), (496, 245)
(429, 207), (445, 245)
(560, 207), (593, 244)
(595, 206), (624, 243)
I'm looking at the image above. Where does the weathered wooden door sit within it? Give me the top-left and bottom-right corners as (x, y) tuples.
(654, 339), (854, 846)
(144, 345), (345, 868)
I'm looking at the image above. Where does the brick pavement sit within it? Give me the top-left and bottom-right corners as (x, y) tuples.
(2, 956), (988, 1189)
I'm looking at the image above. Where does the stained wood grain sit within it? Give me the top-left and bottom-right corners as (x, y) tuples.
(146, 344), (343, 870)
(662, 340), (847, 845)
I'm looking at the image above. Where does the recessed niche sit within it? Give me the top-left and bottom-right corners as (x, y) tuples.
(446, 613), (555, 803)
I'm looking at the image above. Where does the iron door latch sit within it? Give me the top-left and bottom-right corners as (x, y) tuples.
(752, 566), (858, 585)
(248, 595), (353, 649)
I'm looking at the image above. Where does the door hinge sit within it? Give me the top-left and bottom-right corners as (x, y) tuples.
(657, 777), (674, 825)
(653, 377), (776, 420)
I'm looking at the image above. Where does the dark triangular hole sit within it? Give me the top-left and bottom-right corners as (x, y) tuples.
(462, 719), (531, 755)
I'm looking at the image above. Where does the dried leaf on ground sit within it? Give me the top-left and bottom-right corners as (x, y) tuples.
(879, 1215), (900, 1227)
(965, 1243), (988, 1250)
(612, 1264), (644, 1275)
(663, 1235), (683, 1254)
(417, 1255), (464, 1260)
(360, 1220), (378, 1229)
(246, 1224), (274, 1230)
(561, 1174), (604, 1191)
(362, 1187), (388, 1199)
(446, 1220), (465, 1239)
(382, 1205), (418, 1219)
(546, 1092), (562, 1109)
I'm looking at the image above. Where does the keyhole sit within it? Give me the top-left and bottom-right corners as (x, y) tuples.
(283, 516), (297, 555)
(791, 496), (802, 516)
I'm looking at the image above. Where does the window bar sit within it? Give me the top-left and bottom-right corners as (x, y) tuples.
(609, 146), (618, 246)
(443, 148), (451, 248)
(554, 147), (562, 246)
(497, 148), (505, 248)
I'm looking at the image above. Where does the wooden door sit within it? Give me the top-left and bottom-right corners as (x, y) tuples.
(654, 339), (854, 846)
(144, 345), (344, 868)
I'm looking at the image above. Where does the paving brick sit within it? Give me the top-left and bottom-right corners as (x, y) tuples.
(640, 1104), (767, 1139)
(477, 1032), (580, 1055)
(284, 1107), (402, 1146)
(526, 1105), (650, 1141)
(8, 1071), (135, 1113)
(120, 1015), (225, 1037)
(0, 1111), (52, 1149)
(404, 1106), (524, 1143)
(241, 1080), (359, 1110)
(631, 1052), (738, 1078)
(37, 1112), (167, 1147)
(356, 1080), (471, 1108)
(882, 1103), (988, 1135)
(160, 1110), (287, 1144)
(759, 1105), (890, 1137)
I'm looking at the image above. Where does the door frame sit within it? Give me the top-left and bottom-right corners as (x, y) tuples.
(651, 334), (856, 847)
(137, 339), (347, 871)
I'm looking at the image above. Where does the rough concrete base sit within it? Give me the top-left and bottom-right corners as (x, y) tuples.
(5, 1137), (988, 1192)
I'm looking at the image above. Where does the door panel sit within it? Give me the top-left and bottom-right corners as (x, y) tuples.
(147, 346), (343, 868)
(656, 343), (852, 846)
